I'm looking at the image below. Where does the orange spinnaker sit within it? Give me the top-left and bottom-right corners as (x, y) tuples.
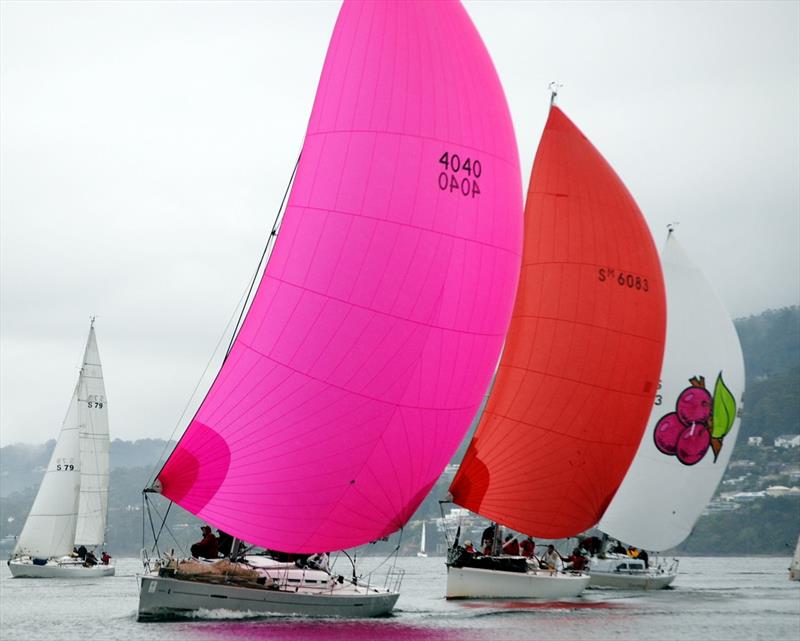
(451, 107), (666, 538)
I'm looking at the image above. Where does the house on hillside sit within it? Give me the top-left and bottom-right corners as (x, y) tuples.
(730, 491), (766, 503)
(774, 434), (800, 448)
(747, 436), (763, 447)
(764, 485), (800, 497)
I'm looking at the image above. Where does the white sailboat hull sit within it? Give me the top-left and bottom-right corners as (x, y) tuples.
(138, 574), (398, 619)
(446, 565), (589, 599)
(588, 569), (676, 590)
(8, 557), (115, 579)
(587, 556), (677, 590)
(789, 536), (800, 581)
(589, 572), (676, 590)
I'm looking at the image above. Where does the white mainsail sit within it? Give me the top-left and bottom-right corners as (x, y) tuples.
(13, 384), (82, 558)
(74, 323), (110, 547)
(599, 231), (745, 550)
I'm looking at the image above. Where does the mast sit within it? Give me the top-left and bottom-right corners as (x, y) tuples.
(548, 81), (562, 107)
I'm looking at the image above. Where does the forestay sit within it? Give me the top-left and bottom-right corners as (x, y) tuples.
(157, 1), (523, 553)
(598, 231), (745, 550)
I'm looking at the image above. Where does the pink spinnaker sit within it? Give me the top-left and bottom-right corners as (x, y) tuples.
(158, 0), (522, 553)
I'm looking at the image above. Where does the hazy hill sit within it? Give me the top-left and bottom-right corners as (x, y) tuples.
(735, 306), (800, 382)
(1, 306), (798, 555)
(734, 305), (800, 442)
(0, 438), (175, 497)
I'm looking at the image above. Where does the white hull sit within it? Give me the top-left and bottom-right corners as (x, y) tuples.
(789, 560), (800, 582)
(138, 556), (400, 619)
(138, 574), (398, 619)
(588, 569), (676, 590)
(8, 558), (115, 578)
(789, 536), (800, 581)
(587, 555), (677, 590)
(446, 565), (589, 599)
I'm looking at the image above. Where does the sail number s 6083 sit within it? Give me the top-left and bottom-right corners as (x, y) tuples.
(598, 267), (649, 292)
(438, 152), (481, 198)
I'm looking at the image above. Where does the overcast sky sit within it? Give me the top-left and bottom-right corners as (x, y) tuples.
(2, 1), (798, 446)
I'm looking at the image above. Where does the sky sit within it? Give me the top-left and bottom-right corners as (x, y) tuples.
(1, 0), (798, 446)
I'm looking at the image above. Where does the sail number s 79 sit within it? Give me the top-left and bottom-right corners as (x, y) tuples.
(55, 458), (76, 471)
(86, 394), (105, 409)
(438, 152), (481, 198)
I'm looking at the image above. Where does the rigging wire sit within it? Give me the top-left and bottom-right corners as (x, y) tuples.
(144, 494), (161, 559)
(144, 281), (250, 486)
(225, 153), (301, 359)
(362, 528), (404, 579)
(439, 500), (454, 549)
(142, 150), (302, 554)
(145, 151), (302, 488)
(144, 493), (187, 557)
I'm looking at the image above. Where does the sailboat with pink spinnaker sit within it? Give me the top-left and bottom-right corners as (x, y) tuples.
(137, 0), (523, 620)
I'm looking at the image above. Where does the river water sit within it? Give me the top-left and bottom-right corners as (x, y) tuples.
(1, 555), (798, 641)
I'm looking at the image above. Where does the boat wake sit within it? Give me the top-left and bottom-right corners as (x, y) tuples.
(459, 600), (626, 613)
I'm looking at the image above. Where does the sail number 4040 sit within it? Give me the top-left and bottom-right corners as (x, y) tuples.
(598, 267), (649, 292)
(438, 152), (481, 198)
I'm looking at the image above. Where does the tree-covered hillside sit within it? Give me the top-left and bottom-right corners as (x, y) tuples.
(1, 306), (798, 556)
(739, 367), (800, 442)
(735, 306), (800, 382)
(677, 496), (800, 555)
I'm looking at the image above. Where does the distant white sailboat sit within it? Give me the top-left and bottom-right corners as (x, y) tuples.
(8, 319), (114, 578)
(417, 522), (428, 558)
(789, 535), (800, 581)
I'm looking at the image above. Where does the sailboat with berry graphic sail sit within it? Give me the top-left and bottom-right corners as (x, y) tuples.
(598, 228), (745, 558)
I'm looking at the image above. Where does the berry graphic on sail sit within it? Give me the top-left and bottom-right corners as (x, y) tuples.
(653, 373), (737, 465)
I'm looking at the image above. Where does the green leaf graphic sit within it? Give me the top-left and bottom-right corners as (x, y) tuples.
(711, 373), (736, 439)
